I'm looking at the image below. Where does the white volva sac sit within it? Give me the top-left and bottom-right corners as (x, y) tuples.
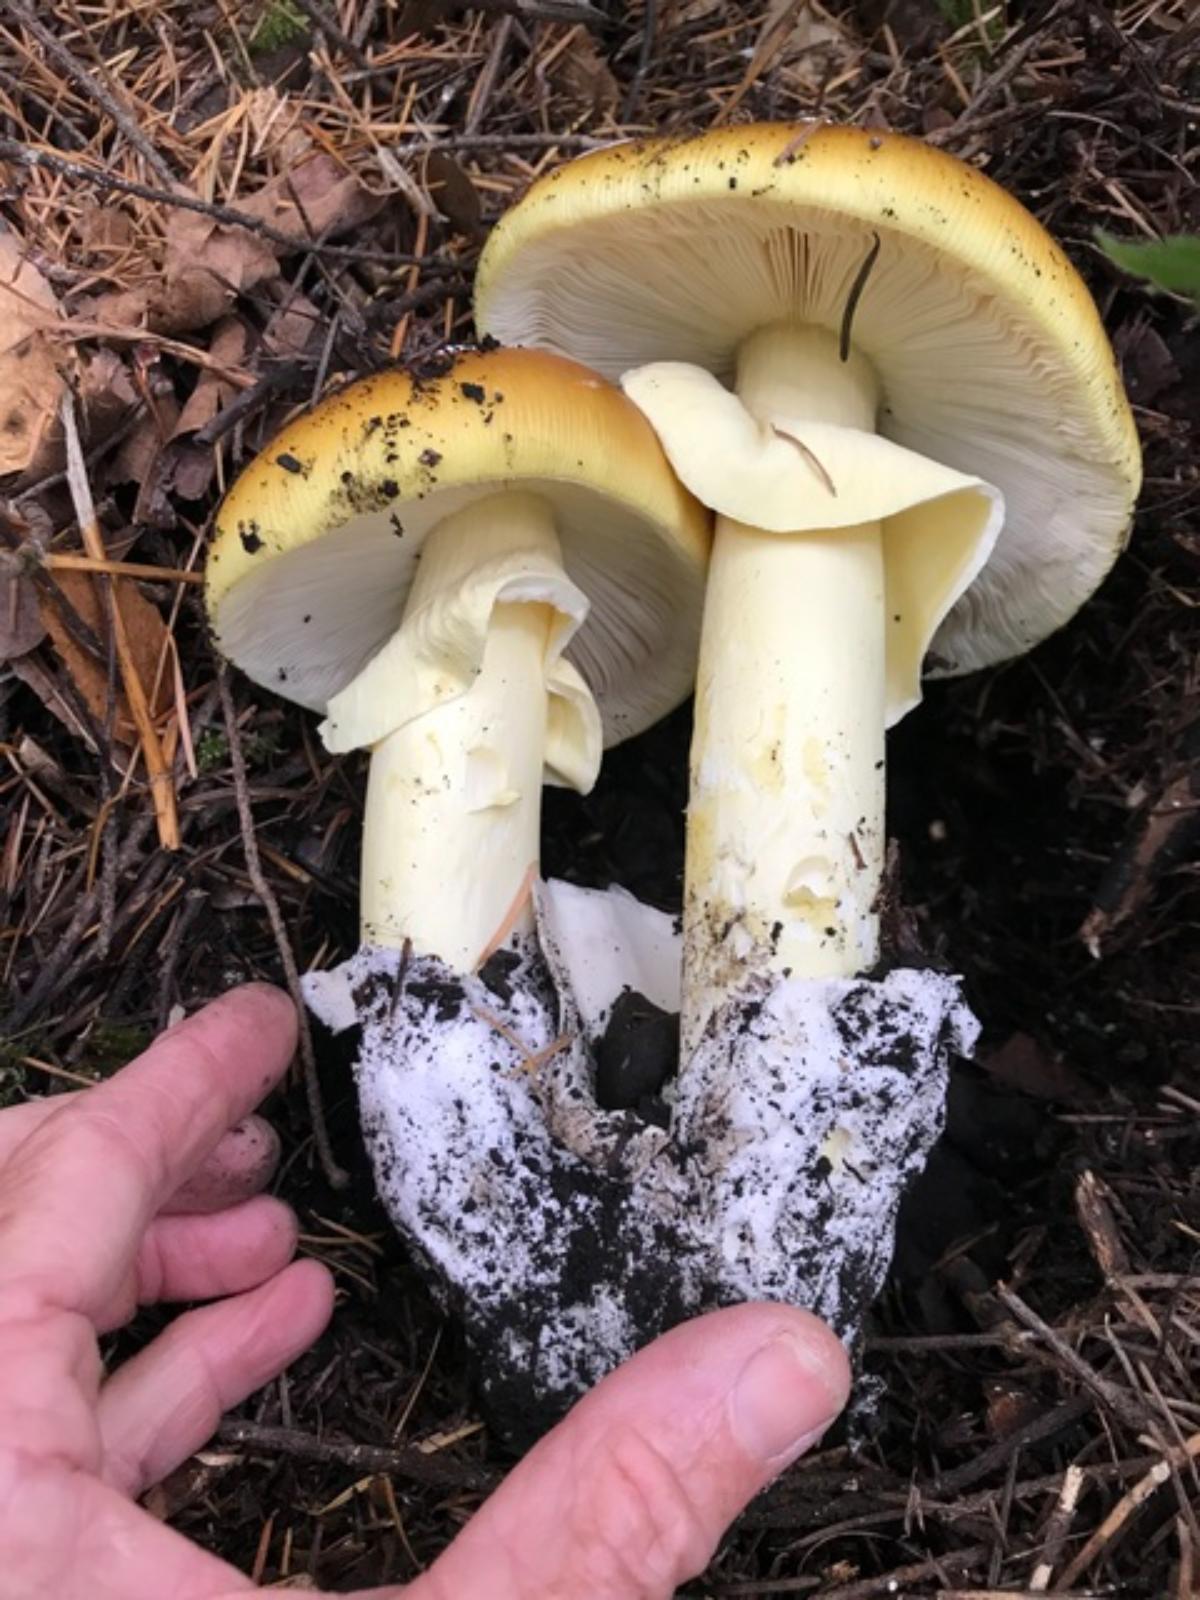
(304, 886), (979, 1428)
(320, 491), (602, 971)
(624, 324), (1002, 1052)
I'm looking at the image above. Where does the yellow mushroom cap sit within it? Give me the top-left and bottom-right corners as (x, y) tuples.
(206, 347), (710, 746)
(475, 123), (1142, 676)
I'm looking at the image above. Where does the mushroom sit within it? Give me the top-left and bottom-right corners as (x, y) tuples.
(475, 123), (1142, 1053)
(207, 347), (709, 975)
(424, 124), (1141, 1423)
(208, 348), (723, 1433)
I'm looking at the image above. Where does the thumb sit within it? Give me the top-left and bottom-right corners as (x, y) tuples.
(400, 1303), (849, 1600)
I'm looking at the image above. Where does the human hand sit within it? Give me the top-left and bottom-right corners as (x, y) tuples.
(0, 987), (851, 1600)
(0, 985), (335, 1598)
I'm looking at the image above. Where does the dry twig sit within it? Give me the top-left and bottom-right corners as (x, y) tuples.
(217, 1419), (495, 1493)
(216, 661), (348, 1190)
(60, 395), (179, 851)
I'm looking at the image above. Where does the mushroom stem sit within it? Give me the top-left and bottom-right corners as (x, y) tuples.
(360, 491), (562, 971)
(682, 324), (886, 1054)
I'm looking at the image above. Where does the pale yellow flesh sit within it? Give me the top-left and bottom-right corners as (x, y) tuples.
(356, 493), (599, 971)
(682, 327), (885, 1052)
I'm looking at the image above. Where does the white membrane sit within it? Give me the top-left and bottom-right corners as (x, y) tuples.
(212, 479), (703, 748)
(304, 882), (978, 1428)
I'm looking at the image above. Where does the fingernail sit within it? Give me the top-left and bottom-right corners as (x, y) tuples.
(730, 1332), (846, 1468)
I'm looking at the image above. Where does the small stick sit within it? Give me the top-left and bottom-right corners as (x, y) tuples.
(192, 283), (458, 450)
(1176, 1515), (1195, 1600)
(44, 554), (203, 586)
(216, 1419), (495, 1493)
(387, 936), (413, 1027)
(60, 396), (180, 852)
(0, 141), (443, 269)
(287, 0), (371, 68)
(5, 1), (179, 186)
(839, 232), (882, 362)
(1029, 1463), (1084, 1591)
(216, 662), (349, 1190)
(622, 0), (658, 122)
(435, 0), (604, 22)
(996, 1284), (1154, 1435)
(19, 1055), (98, 1090)
(1055, 1433), (1200, 1590)
(950, 0), (1072, 129)
(473, 860), (537, 969)
(467, 1001), (571, 1077)
(771, 424), (838, 497)
(773, 121), (824, 166)
(718, 1545), (989, 1597)
(386, 131), (609, 154)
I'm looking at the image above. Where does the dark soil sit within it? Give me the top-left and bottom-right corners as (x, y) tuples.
(2, 0), (1199, 1594)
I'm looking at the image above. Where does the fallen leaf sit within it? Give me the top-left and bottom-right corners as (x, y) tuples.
(75, 204), (138, 260)
(262, 286), (323, 357)
(106, 351), (182, 526)
(0, 225), (66, 478)
(173, 318), (249, 438)
(147, 318), (253, 505)
(553, 33), (619, 115)
(423, 152), (485, 238)
(38, 568), (173, 746)
(0, 501), (50, 661)
(235, 153), (384, 246)
(162, 208), (279, 334)
(171, 443), (220, 502)
(78, 347), (139, 448)
(980, 1032), (1095, 1106)
(80, 157), (380, 341)
(1114, 317), (1181, 408)
(244, 86), (311, 165)
(164, 207), (279, 292)
(10, 651), (97, 746)
(0, 568), (45, 660)
(985, 1383), (1040, 1441)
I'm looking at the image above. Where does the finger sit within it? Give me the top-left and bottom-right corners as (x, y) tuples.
(127, 1196), (299, 1314)
(165, 1115), (282, 1215)
(0, 985), (297, 1320)
(0, 1453), (254, 1600)
(404, 1304), (850, 1600)
(1, 1106), (281, 1216)
(0, 1093), (79, 1161)
(98, 1259), (334, 1499)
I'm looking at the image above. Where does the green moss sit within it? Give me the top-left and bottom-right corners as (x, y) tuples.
(248, 0), (309, 54)
(80, 1023), (151, 1078)
(0, 1060), (27, 1111)
(197, 728), (230, 772)
(197, 726), (282, 771)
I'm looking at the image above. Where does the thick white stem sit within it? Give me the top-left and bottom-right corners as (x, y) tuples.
(361, 493), (560, 971)
(682, 325), (886, 1054)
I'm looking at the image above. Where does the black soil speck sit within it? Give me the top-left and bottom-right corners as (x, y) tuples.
(595, 990), (679, 1115)
(478, 947), (522, 1004)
